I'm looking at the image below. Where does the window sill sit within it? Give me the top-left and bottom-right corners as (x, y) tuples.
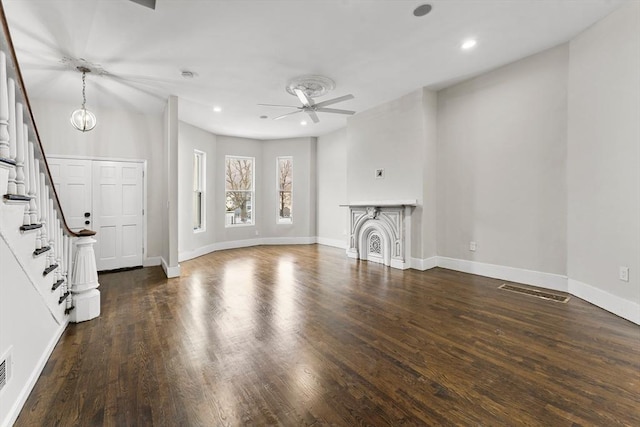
(225, 223), (254, 228)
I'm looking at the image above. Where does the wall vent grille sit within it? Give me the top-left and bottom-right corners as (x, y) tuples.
(0, 348), (12, 393)
(499, 283), (570, 303)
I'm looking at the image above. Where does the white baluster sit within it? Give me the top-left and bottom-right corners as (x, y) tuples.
(22, 125), (30, 224)
(0, 51), (9, 159)
(63, 234), (69, 284)
(55, 218), (62, 282)
(48, 196), (55, 268)
(15, 102), (24, 195)
(6, 78), (16, 194)
(39, 173), (48, 250)
(28, 141), (37, 223)
(33, 160), (42, 250)
(64, 235), (73, 310)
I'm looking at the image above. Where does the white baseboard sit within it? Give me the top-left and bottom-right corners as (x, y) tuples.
(178, 237), (319, 262)
(161, 257), (181, 278)
(411, 256), (438, 271)
(568, 279), (640, 325)
(260, 236), (317, 246)
(316, 237), (347, 249)
(143, 256), (161, 267)
(437, 256), (568, 292)
(433, 256), (638, 324)
(3, 321), (68, 427)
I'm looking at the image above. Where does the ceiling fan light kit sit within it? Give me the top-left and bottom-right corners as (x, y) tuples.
(70, 66), (96, 132)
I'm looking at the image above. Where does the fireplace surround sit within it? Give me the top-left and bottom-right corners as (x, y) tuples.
(341, 200), (417, 270)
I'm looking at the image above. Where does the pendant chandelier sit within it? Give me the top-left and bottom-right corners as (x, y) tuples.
(70, 66), (96, 132)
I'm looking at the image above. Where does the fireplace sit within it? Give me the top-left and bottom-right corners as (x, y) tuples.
(341, 200), (416, 270)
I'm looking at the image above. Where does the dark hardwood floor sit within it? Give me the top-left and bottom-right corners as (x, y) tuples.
(15, 245), (640, 426)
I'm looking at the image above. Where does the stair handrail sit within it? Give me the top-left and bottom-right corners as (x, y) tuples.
(0, 3), (91, 239)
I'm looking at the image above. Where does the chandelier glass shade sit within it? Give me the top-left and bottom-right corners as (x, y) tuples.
(70, 67), (96, 132)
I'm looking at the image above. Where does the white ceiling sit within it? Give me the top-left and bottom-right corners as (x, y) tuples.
(3, 0), (626, 140)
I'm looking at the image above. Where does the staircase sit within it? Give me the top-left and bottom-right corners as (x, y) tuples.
(0, 5), (100, 427)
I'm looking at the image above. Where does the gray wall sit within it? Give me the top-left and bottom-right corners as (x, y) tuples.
(261, 137), (317, 240)
(178, 122), (216, 256)
(317, 128), (348, 246)
(176, 128), (318, 260)
(214, 135), (263, 243)
(346, 89), (428, 258)
(436, 44), (569, 275)
(567, 2), (640, 302)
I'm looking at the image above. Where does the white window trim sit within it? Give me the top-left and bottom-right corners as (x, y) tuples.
(276, 156), (293, 225)
(225, 155), (255, 227)
(193, 150), (206, 233)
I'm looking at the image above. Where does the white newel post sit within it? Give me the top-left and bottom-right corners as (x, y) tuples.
(70, 232), (100, 322)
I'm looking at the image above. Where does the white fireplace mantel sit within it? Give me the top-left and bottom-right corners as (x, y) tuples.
(339, 200), (417, 208)
(340, 200), (417, 270)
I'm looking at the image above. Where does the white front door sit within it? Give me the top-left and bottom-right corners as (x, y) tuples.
(92, 161), (144, 271)
(47, 158), (92, 232)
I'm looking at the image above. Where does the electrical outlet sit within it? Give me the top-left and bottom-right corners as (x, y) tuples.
(619, 266), (629, 282)
(255, 230), (259, 236)
(469, 241), (477, 252)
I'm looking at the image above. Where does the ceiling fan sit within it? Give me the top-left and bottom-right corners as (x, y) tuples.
(129, 0), (156, 10)
(260, 89), (355, 124)
(259, 75), (355, 124)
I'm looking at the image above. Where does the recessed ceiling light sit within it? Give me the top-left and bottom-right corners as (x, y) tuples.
(181, 70), (195, 78)
(260, 115), (268, 119)
(413, 4), (432, 17)
(213, 106), (222, 113)
(300, 120), (307, 126)
(461, 39), (477, 50)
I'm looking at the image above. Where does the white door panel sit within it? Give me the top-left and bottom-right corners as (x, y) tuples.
(48, 157), (144, 272)
(46, 158), (92, 232)
(93, 161), (143, 271)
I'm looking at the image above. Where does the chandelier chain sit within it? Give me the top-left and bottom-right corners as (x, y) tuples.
(81, 71), (87, 109)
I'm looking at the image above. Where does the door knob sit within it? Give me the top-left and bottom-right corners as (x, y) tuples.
(85, 220), (90, 225)
(84, 212), (91, 217)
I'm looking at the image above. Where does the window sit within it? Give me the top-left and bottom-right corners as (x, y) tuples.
(193, 150), (206, 231)
(277, 156), (292, 224)
(225, 156), (254, 226)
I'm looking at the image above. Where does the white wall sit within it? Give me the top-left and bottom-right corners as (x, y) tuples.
(317, 128), (348, 247)
(0, 229), (65, 427)
(30, 100), (165, 259)
(437, 45), (569, 276)
(567, 2), (640, 316)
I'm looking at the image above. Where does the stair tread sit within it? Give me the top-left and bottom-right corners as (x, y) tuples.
(21, 223), (43, 231)
(34, 246), (51, 256)
(3, 194), (31, 202)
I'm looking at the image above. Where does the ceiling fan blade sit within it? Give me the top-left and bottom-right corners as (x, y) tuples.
(315, 107), (356, 115)
(294, 88), (314, 107)
(258, 103), (299, 108)
(130, 0), (156, 9)
(314, 94), (354, 108)
(273, 110), (302, 120)
(307, 110), (320, 123)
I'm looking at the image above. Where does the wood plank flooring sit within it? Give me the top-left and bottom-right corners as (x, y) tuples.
(15, 245), (640, 426)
